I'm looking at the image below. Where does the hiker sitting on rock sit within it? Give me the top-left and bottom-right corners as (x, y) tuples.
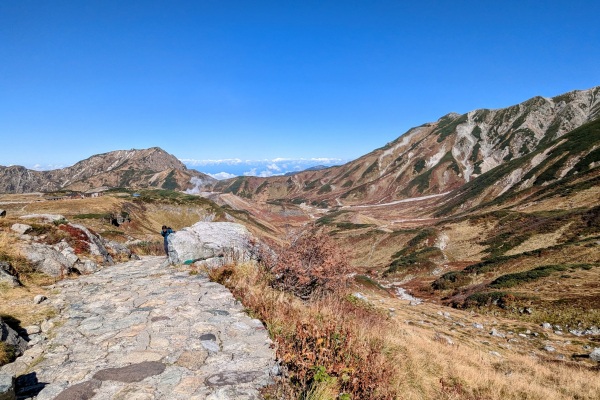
(161, 225), (173, 256)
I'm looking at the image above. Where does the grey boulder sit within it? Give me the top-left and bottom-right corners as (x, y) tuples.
(168, 222), (255, 266)
(10, 224), (31, 235)
(20, 242), (72, 277)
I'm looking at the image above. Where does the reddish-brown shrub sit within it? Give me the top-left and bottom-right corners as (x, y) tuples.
(58, 224), (90, 254)
(269, 229), (350, 299)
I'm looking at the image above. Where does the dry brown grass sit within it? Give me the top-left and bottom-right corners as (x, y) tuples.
(210, 260), (600, 400)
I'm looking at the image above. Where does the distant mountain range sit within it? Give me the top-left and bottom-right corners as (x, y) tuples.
(0, 147), (215, 193)
(1, 86), (599, 207)
(209, 86), (600, 214)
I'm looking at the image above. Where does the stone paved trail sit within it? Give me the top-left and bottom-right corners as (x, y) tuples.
(1, 256), (276, 399)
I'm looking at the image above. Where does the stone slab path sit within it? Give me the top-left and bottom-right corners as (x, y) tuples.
(1, 256), (276, 399)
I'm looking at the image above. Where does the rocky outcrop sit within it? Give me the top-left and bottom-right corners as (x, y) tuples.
(20, 243), (72, 278)
(68, 224), (114, 266)
(0, 318), (27, 359)
(0, 263), (20, 288)
(168, 222), (255, 266)
(9, 224), (31, 235)
(20, 214), (65, 223)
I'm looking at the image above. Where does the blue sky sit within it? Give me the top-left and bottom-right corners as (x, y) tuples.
(1, 1), (599, 178)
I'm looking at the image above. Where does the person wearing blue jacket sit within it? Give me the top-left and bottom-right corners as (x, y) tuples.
(161, 225), (173, 256)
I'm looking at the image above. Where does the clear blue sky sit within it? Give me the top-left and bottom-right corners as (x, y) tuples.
(1, 1), (599, 176)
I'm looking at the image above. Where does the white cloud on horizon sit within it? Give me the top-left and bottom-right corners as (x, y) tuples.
(181, 157), (346, 166)
(183, 157), (349, 180)
(207, 172), (237, 180)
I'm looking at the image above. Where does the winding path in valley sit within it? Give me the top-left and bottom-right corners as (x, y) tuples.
(1, 256), (276, 400)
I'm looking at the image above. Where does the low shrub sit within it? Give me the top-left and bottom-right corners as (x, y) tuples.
(490, 264), (595, 288)
(209, 262), (400, 399)
(432, 271), (471, 290)
(269, 229), (350, 299)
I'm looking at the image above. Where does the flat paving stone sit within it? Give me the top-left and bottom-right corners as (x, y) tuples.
(0, 256), (276, 399)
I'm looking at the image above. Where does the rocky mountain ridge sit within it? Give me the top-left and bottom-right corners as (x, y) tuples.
(211, 86), (600, 212)
(0, 147), (215, 194)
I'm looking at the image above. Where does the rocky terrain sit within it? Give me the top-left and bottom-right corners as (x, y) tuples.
(1, 256), (276, 399)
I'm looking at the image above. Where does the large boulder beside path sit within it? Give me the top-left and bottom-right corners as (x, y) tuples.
(168, 221), (255, 266)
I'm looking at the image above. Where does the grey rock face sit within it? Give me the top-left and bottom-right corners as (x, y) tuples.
(0, 318), (27, 359)
(104, 240), (131, 258)
(0, 262), (20, 288)
(10, 224), (31, 235)
(20, 214), (65, 222)
(68, 224), (114, 266)
(20, 243), (72, 277)
(168, 222), (255, 266)
(33, 295), (47, 304)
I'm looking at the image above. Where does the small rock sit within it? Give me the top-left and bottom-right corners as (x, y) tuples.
(270, 363), (281, 376)
(589, 348), (600, 362)
(33, 295), (47, 304)
(489, 351), (502, 357)
(27, 334), (45, 347)
(544, 345), (556, 352)
(554, 330), (563, 335)
(24, 325), (41, 335)
(201, 340), (220, 353)
(41, 319), (55, 333)
(352, 292), (368, 301)
(434, 332), (454, 345)
(10, 223), (32, 235)
(473, 323), (484, 330)
(490, 329), (505, 338)
(541, 322), (552, 330)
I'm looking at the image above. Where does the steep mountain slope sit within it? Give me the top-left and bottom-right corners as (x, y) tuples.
(211, 86), (600, 209)
(0, 147), (216, 193)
